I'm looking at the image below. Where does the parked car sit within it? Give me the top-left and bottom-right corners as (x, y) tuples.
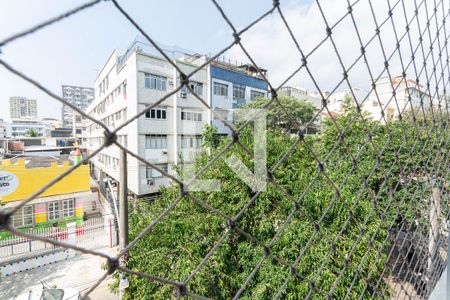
(12, 287), (80, 300)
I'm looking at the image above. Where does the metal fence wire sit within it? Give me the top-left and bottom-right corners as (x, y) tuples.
(0, 0), (449, 299)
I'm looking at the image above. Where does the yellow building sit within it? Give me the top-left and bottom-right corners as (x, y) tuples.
(0, 157), (92, 228)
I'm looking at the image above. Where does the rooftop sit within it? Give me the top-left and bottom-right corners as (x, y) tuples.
(117, 37), (267, 79)
(3, 155), (75, 168)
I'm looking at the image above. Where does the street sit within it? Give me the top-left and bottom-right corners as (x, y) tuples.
(0, 247), (118, 300)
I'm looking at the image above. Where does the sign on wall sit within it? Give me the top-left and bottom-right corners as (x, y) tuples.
(0, 171), (19, 197)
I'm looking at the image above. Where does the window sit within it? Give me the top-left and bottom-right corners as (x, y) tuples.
(145, 108), (167, 120)
(13, 205), (34, 227)
(119, 135), (128, 147)
(63, 199), (75, 218)
(145, 74), (167, 91)
(181, 111), (202, 121)
(189, 82), (203, 95)
(123, 108), (127, 121)
(181, 135), (202, 148)
(145, 135), (167, 149)
(250, 90), (265, 100)
(233, 84), (246, 99)
(146, 164), (168, 178)
(214, 109), (229, 121)
(48, 201), (60, 221)
(213, 82), (228, 96)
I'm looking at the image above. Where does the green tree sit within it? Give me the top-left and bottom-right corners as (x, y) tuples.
(202, 124), (220, 149)
(113, 106), (447, 299)
(25, 128), (39, 137)
(242, 95), (316, 132)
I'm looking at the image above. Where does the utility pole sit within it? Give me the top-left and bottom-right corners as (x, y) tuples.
(447, 220), (449, 300)
(72, 110), (77, 139)
(428, 181), (440, 295)
(119, 149), (129, 299)
(413, 175), (442, 296)
(119, 149), (128, 251)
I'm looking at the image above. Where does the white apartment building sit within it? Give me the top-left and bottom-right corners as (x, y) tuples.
(10, 119), (52, 137)
(86, 43), (209, 195)
(41, 117), (63, 130)
(326, 87), (365, 114)
(61, 85), (95, 143)
(86, 41), (270, 196)
(278, 86), (322, 109)
(9, 96), (38, 119)
(364, 76), (433, 121)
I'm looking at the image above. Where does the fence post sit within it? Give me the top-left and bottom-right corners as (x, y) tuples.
(67, 221), (76, 258)
(447, 220), (449, 300)
(428, 184), (440, 290)
(109, 220), (112, 248)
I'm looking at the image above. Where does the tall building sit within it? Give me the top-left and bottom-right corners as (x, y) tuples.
(85, 40), (268, 196)
(9, 96), (37, 119)
(61, 85), (95, 139)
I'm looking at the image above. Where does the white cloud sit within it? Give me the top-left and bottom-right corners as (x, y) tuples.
(227, 0), (446, 97)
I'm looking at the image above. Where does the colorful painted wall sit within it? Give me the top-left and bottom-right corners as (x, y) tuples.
(0, 159), (90, 203)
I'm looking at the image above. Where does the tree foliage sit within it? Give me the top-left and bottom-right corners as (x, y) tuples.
(25, 128), (39, 137)
(242, 95), (316, 131)
(113, 105), (448, 299)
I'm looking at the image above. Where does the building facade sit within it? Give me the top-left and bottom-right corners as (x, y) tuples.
(0, 157), (97, 229)
(364, 76), (433, 121)
(85, 41), (268, 196)
(9, 96), (38, 119)
(41, 117), (63, 130)
(209, 62), (268, 135)
(10, 119), (52, 137)
(278, 86), (322, 109)
(0, 119), (11, 139)
(61, 85), (95, 140)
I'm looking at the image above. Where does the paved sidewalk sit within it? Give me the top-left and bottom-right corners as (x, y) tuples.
(0, 247), (118, 300)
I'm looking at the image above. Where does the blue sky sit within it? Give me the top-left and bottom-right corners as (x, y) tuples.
(0, 0), (303, 121)
(0, 0), (437, 122)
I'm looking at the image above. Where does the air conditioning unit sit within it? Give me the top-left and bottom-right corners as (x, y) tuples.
(180, 91), (187, 98)
(147, 179), (155, 186)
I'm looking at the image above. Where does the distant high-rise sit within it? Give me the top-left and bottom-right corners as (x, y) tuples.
(9, 96), (38, 119)
(61, 85), (94, 140)
(61, 85), (94, 128)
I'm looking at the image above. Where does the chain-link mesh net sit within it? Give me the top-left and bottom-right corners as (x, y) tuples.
(0, 0), (449, 299)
